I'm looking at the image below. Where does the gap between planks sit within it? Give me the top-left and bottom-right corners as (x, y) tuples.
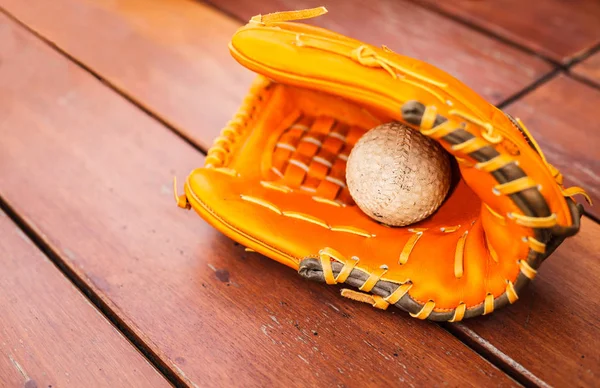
(496, 68), (562, 109)
(565, 41), (600, 69)
(442, 323), (548, 388)
(201, 0), (250, 27)
(567, 42), (600, 113)
(0, 6), (209, 157)
(400, 0), (562, 67)
(0, 196), (190, 388)
(2, 2), (599, 386)
(568, 56), (600, 100)
(409, 1), (599, 69)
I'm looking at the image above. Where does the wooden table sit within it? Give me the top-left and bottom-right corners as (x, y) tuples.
(1, 1), (598, 386)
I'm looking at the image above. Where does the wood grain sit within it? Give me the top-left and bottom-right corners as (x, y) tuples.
(416, 0), (600, 63)
(0, 12), (518, 387)
(0, 0), (551, 151)
(0, 0), (255, 151)
(458, 217), (600, 387)
(573, 52), (600, 86)
(503, 75), (600, 219)
(0, 211), (169, 387)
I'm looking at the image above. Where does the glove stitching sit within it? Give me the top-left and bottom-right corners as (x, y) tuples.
(184, 179), (301, 264)
(205, 77), (271, 169)
(239, 195), (373, 238)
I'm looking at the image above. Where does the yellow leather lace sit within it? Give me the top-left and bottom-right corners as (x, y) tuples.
(205, 77), (270, 168)
(250, 6), (328, 24)
(516, 118), (592, 205)
(249, 7), (591, 210)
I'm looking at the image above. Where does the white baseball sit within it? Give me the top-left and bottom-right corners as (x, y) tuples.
(346, 122), (451, 226)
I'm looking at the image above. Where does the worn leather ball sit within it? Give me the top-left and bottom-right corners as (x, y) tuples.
(346, 122), (451, 226)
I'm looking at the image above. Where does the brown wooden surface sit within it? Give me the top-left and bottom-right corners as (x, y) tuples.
(0, 13), (518, 387)
(503, 75), (600, 219)
(0, 0), (255, 151)
(0, 211), (169, 387)
(459, 217), (600, 387)
(2, 0), (599, 386)
(573, 52), (600, 86)
(416, 0), (600, 63)
(0, 0), (551, 152)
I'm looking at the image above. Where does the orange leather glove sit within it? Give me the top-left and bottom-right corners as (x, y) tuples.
(175, 8), (589, 321)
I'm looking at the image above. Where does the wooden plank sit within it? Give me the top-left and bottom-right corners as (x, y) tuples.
(0, 211), (169, 387)
(0, 0), (255, 151)
(0, 0), (551, 150)
(416, 0), (600, 63)
(458, 217), (600, 387)
(0, 12), (517, 387)
(503, 75), (600, 219)
(573, 52), (600, 86)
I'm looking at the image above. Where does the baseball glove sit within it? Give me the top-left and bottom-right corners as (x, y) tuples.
(175, 7), (590, 321)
